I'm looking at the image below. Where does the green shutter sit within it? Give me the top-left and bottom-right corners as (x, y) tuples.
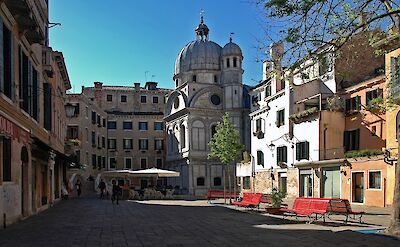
(305, 141), (309, 160)
(283, 146), (287, 162)
(296, 143), (301, 161)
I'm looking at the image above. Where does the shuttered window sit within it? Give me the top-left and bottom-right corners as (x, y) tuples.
(366, 89), (383, 105)
(2, 22), (14, 100)
(277, 146), (287, 164)
(276, 109), (285, 127)
(43, 83), (52, 130)
(344, 129), (360, 152)
(345, 96), (361, 113)
(296, 141), (310, 161)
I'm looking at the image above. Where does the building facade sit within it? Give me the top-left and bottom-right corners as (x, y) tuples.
(164, 17), (251, 197)
(79, 81), (171, 189)
(0, 0), (71, 225)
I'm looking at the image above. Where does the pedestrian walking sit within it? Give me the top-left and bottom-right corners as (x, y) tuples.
(111, 180), (121, 205)
(98, 179), (106, 199)
(75, 179), (82, 197)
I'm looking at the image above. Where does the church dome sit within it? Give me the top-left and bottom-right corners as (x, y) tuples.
(222, 41), (242, 57)
(174, 17), (222, 75)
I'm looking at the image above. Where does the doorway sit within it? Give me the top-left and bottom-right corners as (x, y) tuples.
(299, 169), (313, 197)
(278, 173), (287, 195)
(352, 172), (364, 203)
(322, 167), (340, 198)
(21, 146), (29, 216)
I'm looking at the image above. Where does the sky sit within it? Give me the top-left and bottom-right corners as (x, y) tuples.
(49, 0), (272, 92)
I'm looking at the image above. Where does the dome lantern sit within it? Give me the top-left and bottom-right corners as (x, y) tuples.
(195, 16), (209, 41)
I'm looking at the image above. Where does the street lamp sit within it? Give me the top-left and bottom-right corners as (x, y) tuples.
(65, 104), (75, 117)
(268, 142), (276, 151)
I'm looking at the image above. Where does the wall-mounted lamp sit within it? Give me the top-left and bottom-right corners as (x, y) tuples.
(268, 142), (276, 151)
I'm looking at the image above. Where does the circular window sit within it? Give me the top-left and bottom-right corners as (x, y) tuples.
(174, 97), (180, 109)
(211, 94), (221, 105)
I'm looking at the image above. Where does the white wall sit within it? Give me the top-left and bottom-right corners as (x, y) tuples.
(293, 118), (320, 163)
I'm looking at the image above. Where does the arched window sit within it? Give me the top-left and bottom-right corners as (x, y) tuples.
(180, 124), (186, 149)
(211, 125), (217, 138)
(214, 75), (218, 83)
(192, 75), (197, 82)
(233, 57), (237, 67)
(213, 177), (222, 186)
(197, 177), (205, 186)
(226, 58), (230, 68)
(192, 120), (205, 150)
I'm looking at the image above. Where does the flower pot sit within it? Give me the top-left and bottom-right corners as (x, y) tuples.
(265, 207), (283, 215)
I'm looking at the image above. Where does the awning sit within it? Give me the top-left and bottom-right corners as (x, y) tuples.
(101, 168), (180, 178)
(294, 158), (348, 168)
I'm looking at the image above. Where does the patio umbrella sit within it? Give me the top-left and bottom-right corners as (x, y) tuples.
(101, 169), (137, 177)
(129, 168), (180, 178)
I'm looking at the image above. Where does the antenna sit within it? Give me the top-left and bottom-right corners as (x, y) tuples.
(200, 9), (205, 22)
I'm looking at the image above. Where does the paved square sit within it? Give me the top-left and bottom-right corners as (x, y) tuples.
(0, 197), (398, 247)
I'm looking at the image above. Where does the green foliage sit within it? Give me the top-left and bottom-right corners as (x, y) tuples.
(270, 188), (286, 208)
(208, 113), (244, 165)
(365, 97), (386, 113)
(345, 149), (384, 158)
(289, 107), (319, 121)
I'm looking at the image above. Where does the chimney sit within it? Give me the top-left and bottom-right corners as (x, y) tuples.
(270, 42), (284, 89)
(94, 81), (103, 89)
(134, 83), (140, 90)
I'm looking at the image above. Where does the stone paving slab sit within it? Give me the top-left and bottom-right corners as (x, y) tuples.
(0, 196), (399, 247)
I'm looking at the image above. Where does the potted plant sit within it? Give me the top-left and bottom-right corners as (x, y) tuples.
(266, 188), (287, 214)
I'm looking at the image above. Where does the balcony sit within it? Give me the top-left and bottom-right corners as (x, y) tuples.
(289, 107), (319, 123)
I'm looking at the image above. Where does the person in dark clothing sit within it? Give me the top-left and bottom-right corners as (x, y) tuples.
(98, 179), (106, 199)
(75, 179), (82, 197)
(111, 180), (121, 205)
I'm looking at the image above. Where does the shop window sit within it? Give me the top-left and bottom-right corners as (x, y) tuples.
(369, 171), (381, 189)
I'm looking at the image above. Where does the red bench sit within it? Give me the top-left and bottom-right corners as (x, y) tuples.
(328, 199), (365, 223)
(206, 190), (240, 201)
(280, 197), (330, 223)
(231, 193), (262, 208)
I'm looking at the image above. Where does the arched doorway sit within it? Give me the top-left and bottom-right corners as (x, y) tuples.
(21, 146), (29, 216)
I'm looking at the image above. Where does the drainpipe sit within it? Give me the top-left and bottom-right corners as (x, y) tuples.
(323, 125), (328, 160)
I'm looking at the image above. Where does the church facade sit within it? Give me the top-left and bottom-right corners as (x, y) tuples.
(164, 17), (251, 196)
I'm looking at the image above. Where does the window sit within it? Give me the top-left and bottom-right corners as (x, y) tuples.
(366, 89), (383, 105)
(319, 55), (330, 76)
(125, 158), (132, 169)
(109, 157), (116, 169)
(102, 157), (106, 168)
(276, 109), (285, 127)
(139, 139), (148, 150)
(214, 177), (222, 186)
(174, 97), (180, 109)
(106, 94), (113, 102)
(192, 75), (197, 82)
(102, 136), (106, 148)
(153, 96), (159, 103)
(139, 122), (148, 130)
(210, 94), (221, 105)
(277, 146), (287, 164)
(155, 139), (164, 150)
(92, 154), (96, 169)
(155, 158), (163, 168)
(2, 24), (13, 99)
(345, 96), (361, 113)
(369, 171), (381, 189)
(214, 75), (218, 83)
(226, 58), (230, 68)
(257, 151), (264, 167)
(154, 122), (163, 130)
(256, 119), (262, 132)
(276, 79), (285, 92)
(233, 57), (237, 67)
(108, 139), (116, 149)
(43, 82), (51, 129)
(265, 84), (271, 98)
(103, 118), (106, 128)
(97, 114), (101, 125)
(91, 111), (96, 124)
(197, 177), (205, 186)
(2, 138), (11, 181)
(97, 156), (102, 169)
(211, 125), (217, 138)
(85, 107), (89, 118)
(107, 121), (116, 129)
(344, 129), (360, 152)
(123, 139), (133, 149)
(296, 141), (310, 161)
(141, 95), (147, 103)
(243, 176), (251, 189)
(140, 158), (147, 169)
(123, 121), (132, 130)
(66, 126), (79, 140)
(85, 128), (89, 142)
(91, 131), (96, 146)
(121, 95), (127, 102)
(252, 93), (260, 106)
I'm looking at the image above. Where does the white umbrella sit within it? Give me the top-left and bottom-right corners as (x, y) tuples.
(129, 168), (180, 177)
(101, 169), (137, 177)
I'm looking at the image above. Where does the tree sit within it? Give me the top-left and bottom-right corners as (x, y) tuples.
(208, 113), (244, 204)
(258, 0), (400, 236)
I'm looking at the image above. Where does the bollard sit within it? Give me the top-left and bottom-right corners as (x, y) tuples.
(3, 213), (6, 229)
